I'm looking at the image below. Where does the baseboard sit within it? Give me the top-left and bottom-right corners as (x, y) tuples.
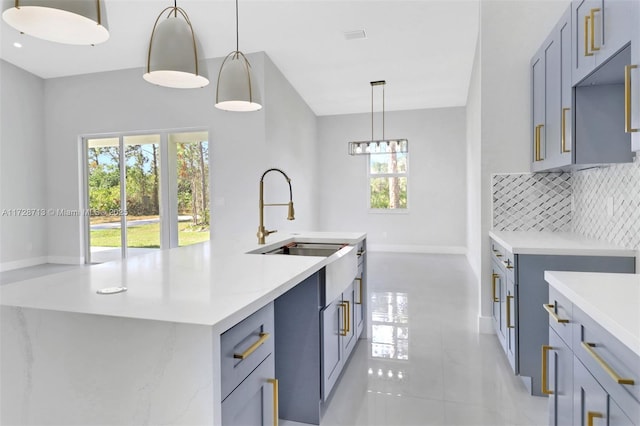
(477, 315), (494, 334)
(0, 256), (47, 272)
(47, 256), (85, 265)
(367, 244), (467, 254)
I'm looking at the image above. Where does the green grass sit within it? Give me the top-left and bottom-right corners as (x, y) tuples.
(90, 222), (209, 248)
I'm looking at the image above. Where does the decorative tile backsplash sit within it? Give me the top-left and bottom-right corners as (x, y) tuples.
(492, 173), (572, 232)
(572, 158), (640, 249)
(492, 156), (640, 250)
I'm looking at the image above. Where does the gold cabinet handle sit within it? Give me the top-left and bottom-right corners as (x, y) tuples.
(543, 304), (569, 324)
(587, 411), (603, 426)
(625, 65), (638, 133)
(561, 108), (571, 152)
(233, 332), (270, 359)
(491, 273), (500, 302)
(345, 300), (351, 333)
(339, 302), (348, 336)
(581, 342), (635, 385)
(355, 277), (363, 305)
(541, 345), (554, 395)
(267, 378), (279, 426)
(535, 124), (544, 161)
(506, 295), (514, 329)
(584, 15), (593, 56)
(590, 8), (600, 52)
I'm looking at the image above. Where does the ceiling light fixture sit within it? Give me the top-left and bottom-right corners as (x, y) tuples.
(2, 0), (109, 45)
(143, 1), (209, 89)
(348, 81), (409, 155)
(215, 0), (261, 112)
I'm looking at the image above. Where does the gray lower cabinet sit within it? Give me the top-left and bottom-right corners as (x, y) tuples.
(490, 238), (635, 396)
(221, 302), (276, 426)
(321, 296), (344, 402)
(547, 328), (573, 426)
(222, 354), (276, 426)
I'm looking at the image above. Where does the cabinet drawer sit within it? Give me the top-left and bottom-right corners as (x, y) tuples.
(547, 286), (573, 346)
(221, 354), (276, 426)
(221, 302), (274, 400)
(573, 306), (640, 420)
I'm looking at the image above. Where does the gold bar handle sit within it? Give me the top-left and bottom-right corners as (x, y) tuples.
(541, 345), (554, 395)
(581, 342), (635, 385)
(535, 124), (544, 161)
(561, 108), (571, 152)
(625, 65), (638, 133)
(584, 15), (593, 56)
(506, 295), (514, 329)
(491, 273), (500, 303)
(267, 378), (279, 426)
(345, 300), (351, 333)
(587, 411), (603, 426)
(543, 304), (569, 324)
(233, 332), (270, 359)
(339, 302), (348, 336)
(590, 8), (600, 52)
(355, 277), (363, 305)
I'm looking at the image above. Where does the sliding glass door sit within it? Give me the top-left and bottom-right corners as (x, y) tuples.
(84, 130), (209, 263)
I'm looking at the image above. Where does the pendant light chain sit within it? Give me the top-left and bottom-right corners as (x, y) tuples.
(235, 0), (239, 52)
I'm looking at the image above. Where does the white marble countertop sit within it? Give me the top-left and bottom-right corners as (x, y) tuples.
(545, 271), (640, 356)
(0, 232), (366, 332)
(490, 231), (636, 257)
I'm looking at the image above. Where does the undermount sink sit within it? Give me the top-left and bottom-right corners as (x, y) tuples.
(263, 242), (347, 257)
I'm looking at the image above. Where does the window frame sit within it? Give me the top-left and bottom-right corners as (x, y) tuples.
(367, 150), (409, 213)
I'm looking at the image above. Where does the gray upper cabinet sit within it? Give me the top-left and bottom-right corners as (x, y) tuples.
(572, 0), (635, 85)
(531, 7), (572, 172)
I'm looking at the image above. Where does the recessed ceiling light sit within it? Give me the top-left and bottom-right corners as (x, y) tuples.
(13, 41), (22, 48)
(344, 29), (367, 41)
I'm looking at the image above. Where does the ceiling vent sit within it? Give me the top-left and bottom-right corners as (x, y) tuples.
(343, 29), (366, 41)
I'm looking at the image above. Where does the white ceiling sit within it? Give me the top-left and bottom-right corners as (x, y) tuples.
(0, 0), (480, 116)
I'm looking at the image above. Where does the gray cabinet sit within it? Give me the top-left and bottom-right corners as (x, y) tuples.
(631, 2), (640, 152)
(547, 327), (573, 426)
(574, 357), (609, 426)
(221, 303), (277, 426)
(321, 296), (345, 402)
(572, 0), (636, 85)
(531, 6), (573, 171)
(489, 238), (635, 397)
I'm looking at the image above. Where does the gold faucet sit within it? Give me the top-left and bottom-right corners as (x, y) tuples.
(257, 168), (295, 244)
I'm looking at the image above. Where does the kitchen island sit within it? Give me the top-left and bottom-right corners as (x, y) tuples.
(0, 232), (366, 426)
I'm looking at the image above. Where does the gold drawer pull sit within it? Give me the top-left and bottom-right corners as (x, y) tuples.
(233, 332), (270, 359)
(355, 277), (363, 305)
(506, 295), (514, 329)
(584, 15), (593, 56)
(267, 378), (279, 426)
(587, 411), (603, 426)
(339, 302), (348, 336)
(543, 304), (569, 324)
(589, 8), (600, 52)
(581, 342), (635, 385)
(561, 107), (571, 152)
(541, 345), (553, 395)
(491, 273), (500, 302)
(345, 300), (351, 333)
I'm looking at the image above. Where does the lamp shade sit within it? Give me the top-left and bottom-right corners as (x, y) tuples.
(215, 51), (262, 111)
(143, 9), (209, 89)
(2, 0), (109, 45)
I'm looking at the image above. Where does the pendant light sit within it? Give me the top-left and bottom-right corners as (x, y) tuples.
(143, 1), (209, 89)
(2, 0), (109, 45)
(348, 81), (408, 155)
(215, 0), (261, 111)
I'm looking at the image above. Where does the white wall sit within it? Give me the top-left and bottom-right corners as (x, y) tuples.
(318, 107), (467, 252)
(471, 0), (571, 332)
(0, 60), (47, 270)
(38, 52), (317, 263)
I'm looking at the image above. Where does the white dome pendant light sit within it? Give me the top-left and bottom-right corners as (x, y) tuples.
(215, 0), (261, 111)
(143, 1), (209, 89)
(2, 0), (109, 45)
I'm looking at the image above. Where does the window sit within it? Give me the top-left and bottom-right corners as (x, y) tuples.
(368, 141), (408, 210)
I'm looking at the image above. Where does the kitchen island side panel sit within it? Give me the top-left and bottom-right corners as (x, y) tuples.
(1, 306), (216, 426)
(516, 255), (635, 396)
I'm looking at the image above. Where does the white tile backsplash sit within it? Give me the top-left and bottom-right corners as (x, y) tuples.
(492, 156), (640, 250)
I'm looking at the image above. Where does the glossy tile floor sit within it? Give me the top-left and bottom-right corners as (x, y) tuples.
(283, 253), (548, 426)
